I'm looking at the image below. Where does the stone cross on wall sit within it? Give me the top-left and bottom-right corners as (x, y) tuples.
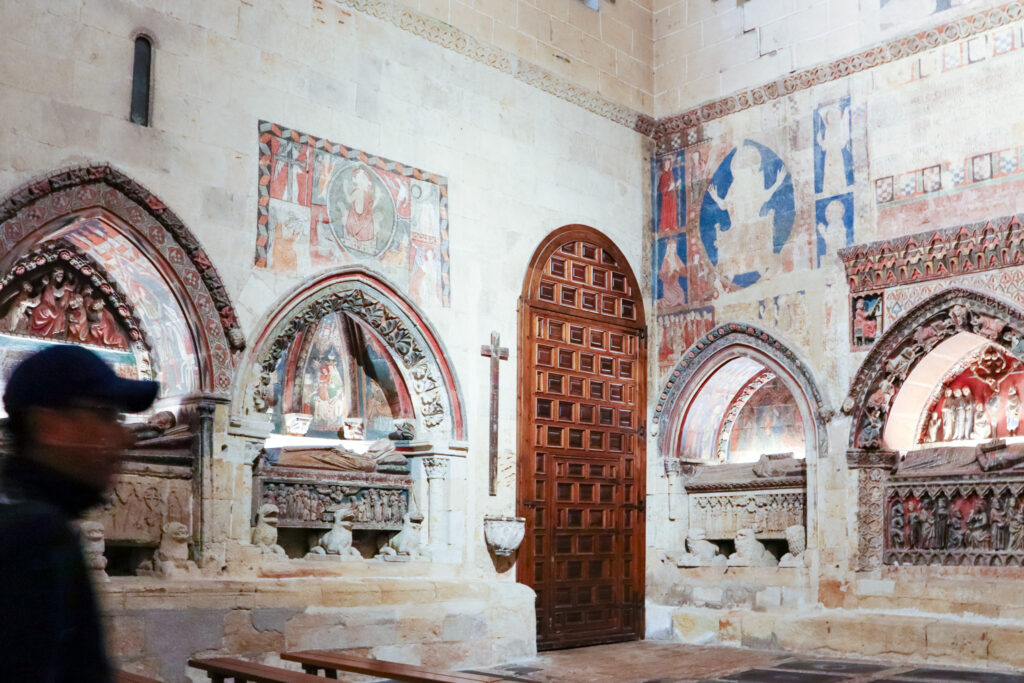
(481, 331), (508, 496)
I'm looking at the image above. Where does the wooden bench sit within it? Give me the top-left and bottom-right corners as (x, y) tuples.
(188, 657), (329, 683)
(280, 650), (503, 682)
(116, 672), (162, 683)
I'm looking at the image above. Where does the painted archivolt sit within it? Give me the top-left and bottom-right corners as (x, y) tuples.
(0, 165), (244, 393)
(0, 242), (150, 355)
(653, 323), (828, 453)
(840, 215), (1024, 295)
(714, 370), (775, 462)
(844, 289), (1024, 449)
(254, 281), (450, 432)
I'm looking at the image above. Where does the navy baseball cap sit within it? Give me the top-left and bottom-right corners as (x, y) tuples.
(3, 345), (159, 417)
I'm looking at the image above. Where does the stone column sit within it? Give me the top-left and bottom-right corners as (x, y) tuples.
(423, 456), (450, 549)
(846, 449), (897, 571)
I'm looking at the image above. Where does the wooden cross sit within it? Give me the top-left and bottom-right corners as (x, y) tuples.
(481, 331), (509, 496)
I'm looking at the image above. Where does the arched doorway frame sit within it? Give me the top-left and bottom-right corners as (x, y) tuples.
(517, 223), (647, 650)
(233, 266), (466, 441)
(0, 165), (245, 395)
(843, 287), (1024, 450)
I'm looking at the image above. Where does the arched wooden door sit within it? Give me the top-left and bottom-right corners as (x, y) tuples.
(517, 226), (647, 650)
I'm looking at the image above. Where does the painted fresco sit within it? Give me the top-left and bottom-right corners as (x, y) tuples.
(727, 377), (806, 462)
(269, 311), (414, 440)
(255, 121), (450, 308)
(652, 151), (685, 234)
(919, 345), (1024, 444)
(698, 140), (795, 289)
(63, 220), (198, 395)
(678, 356), (763, 460)
(852, 292), (883, 349)
(815, 193), (854, 267)
(814, 97), (853, 196)
(880, 0), (976, 33)
(656, 307), (714, 379)
(654, 235), (687, 308)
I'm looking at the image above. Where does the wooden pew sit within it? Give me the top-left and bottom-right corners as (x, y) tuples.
(116, 672), (163, 683)
(188, 657), (330, 683)
(280, 650), (504, 682)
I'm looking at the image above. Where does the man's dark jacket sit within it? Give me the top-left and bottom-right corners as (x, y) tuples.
(0, 455), (112, 682)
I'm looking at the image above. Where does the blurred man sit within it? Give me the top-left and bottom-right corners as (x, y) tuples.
(0, 345), (158, 682)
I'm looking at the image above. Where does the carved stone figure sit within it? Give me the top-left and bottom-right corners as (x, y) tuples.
(919, 499), (936, 549)
(961, 387), (975, 439)
(252, 504), (286, 556)
(972, 403), (992, 440)
(1009, 502), (1024, 551)
(80, 521), (109, 582)
(307, 505), (361, 559)
(389, 419), (417, 441)
(274, 439), (408, 473)
(946, 508), (964, 549)
(137, 522), (197, 578)
(951, 388), (966, 440)
(992, 497), (1010, 550)
(889, 500), (905, 547)
(377, 512), (424, 559)
(670, 528), (726, 567)
(966, 505), (992, 550)
(926, 412), (941, 443)
(1008, 387), (1021, 436)
(778, 524), (806, 568)
(727, 528), (778, 567)
(940, 389), (955, 441)
(858, 407), (885, 449)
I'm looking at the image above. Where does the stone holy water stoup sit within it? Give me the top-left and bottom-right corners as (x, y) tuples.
(483, 515), (526, 556)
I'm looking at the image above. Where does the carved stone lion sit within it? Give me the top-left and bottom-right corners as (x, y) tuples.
(727, 528), (778, 567)
(137, 522), (197, 578)
(778, 524), (806, 568)
(80, 521), (109, 582)
(252, 504), (286, 556)
(669, 528), (725, 567)
(377, 513), (424, 559)
(307, 505), (361, 560)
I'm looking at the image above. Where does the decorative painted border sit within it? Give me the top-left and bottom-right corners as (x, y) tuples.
(0, 165), (244, 394)
(333, 0), (655, 136)
(256, 120), (452, 306)
(840, 214), (1024, 294)
(654, 2), (1024, 152)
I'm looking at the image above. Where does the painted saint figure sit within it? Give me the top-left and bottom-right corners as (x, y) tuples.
(657, 238), (687, 307)
(345, 167), (377, 245)
(817, 103), (852, 196)
(1008, 386), (1021, 436)
(657, 156), (679, 233)
(707, 144), (789, 278)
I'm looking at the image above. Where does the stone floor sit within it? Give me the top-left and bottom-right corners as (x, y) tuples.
(459, 642), (1024, 683)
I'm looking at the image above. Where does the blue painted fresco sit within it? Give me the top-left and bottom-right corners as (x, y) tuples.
(654, 235), (688, 307)
(814, 97), (854, 196)
(653, 151), (686, 234)
(815, 193), (854, 267)
(698, 140), (794, 288)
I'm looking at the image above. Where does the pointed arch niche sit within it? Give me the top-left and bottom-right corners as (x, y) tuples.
(653, 322), (827, 560)
(844, 288), (1024, 569)
(0, 165), (245, 566)
(232, 267), (467, 560)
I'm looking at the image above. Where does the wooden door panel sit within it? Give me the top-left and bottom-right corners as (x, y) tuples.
(518, 233), (646, 651)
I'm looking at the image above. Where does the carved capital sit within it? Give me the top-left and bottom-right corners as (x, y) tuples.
(423, 457), (450, 480)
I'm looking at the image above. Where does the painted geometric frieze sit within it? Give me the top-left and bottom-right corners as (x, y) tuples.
(254, 280), (452, 433)
(654, 3), (1024, 151)
(844, 289), (1024, 449)
(258, 480), (409, 531)
(886, 267), (1024, 330)
(255, 121), (450, 309)
(688, 490), (805, 541)
(840, 215), (1024, 295)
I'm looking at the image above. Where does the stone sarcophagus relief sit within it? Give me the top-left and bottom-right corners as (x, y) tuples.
(253, 438), (412, 533)
(683, 454), (807, 542)
(884, 441), (1024, 566)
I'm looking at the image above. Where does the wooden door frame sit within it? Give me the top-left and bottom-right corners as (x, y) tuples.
(516, 224), (647, 649)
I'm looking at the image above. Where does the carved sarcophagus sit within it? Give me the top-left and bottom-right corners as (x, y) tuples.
(884, 441), (1024, 566)
(253, 439), (412, 532)
(684, 454), (807, 541)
